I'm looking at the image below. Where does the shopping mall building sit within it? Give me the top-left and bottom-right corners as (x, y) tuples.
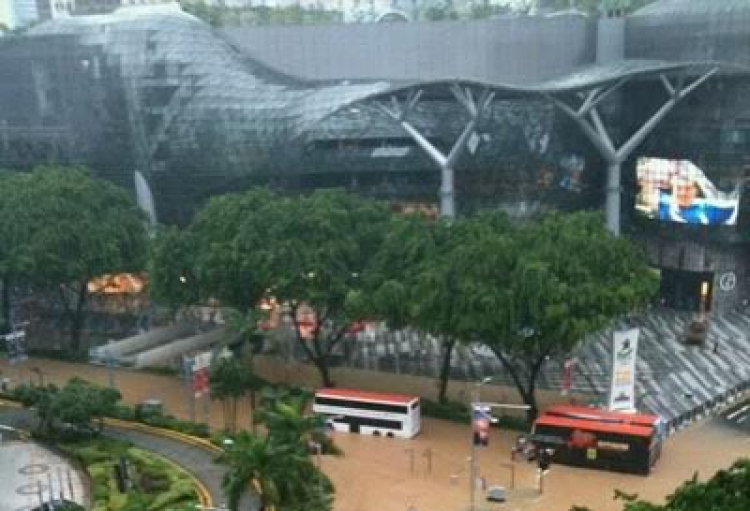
(1, 0), (749, 312)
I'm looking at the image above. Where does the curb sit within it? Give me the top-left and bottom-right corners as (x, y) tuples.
(103, 417), (223, 454)
(0, 401), (215, 507)
(102, 418), (219, 506)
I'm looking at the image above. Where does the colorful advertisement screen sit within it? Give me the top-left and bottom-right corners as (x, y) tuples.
(635, 158), (740, 225)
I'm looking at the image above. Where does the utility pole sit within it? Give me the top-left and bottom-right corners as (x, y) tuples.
(469, 380), (530, 511)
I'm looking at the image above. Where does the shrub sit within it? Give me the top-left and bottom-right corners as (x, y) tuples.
(421, 398), (529, 431)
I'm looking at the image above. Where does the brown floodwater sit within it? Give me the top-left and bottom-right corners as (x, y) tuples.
(2, 358), (747, 511)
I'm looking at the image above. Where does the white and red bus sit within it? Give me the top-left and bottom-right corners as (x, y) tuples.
(313, 388), (421, 439)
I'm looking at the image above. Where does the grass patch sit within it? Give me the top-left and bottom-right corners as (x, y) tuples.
(58, 437), (200, 511)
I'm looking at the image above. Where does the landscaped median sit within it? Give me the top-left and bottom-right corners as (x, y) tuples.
(0, 395), (215, 510)
(59, 437), (204, 511)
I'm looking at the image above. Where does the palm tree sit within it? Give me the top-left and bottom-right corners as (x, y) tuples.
(221, 430), (334, 511)
(210, 354), (263, 432)
(221, 432), (283, 510)
(255, 388), (323, 450)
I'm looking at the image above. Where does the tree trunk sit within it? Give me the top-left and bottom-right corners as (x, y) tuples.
(521, 388), (539, 424)
(69, 282), (88, 355)
(313, 356), (334, 388)
(0, 275), (10, 334)
(249, 390), (257, 433)
(488, 346), (544, 425)
(437, 337), (455, 403)
(222, 399), (230, 432)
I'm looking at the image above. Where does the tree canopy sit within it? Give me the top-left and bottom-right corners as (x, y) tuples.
(374, 210), (655, 420)
(573, 458), (750, 511)
(221, 387), (336, 511)
(453, 212), (657, 420)
(370, 212), (472, 402)
(14, 377), (122, 437)
(0, 167), (148, 352)
(152, 188), (393, 387)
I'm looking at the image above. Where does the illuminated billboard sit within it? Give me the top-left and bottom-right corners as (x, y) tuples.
(635, 158), (740, 225)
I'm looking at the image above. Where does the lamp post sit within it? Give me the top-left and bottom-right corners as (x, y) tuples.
(469, 377), (492, 511)
(469, 378), (531, 511)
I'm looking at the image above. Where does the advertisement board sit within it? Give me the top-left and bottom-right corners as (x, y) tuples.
(609, 328), (639, 413)
(635, 157), (740, 225)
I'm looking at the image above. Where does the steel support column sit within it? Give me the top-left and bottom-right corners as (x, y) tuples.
(378, 85), (494, 219)
(548, 67), (717, 236)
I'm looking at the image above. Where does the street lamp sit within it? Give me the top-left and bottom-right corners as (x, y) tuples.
(469, 377), (493, 511)
(469, 377), (530, 511)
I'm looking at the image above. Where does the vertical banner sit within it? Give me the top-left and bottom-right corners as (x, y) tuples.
(609, 328), (639, 412)
(191, 351), (213, 398)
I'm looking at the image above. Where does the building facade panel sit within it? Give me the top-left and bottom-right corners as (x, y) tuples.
(220, 14), (597, 83)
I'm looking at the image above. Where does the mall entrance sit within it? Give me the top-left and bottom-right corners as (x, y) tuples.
(659, 269), (714, 312)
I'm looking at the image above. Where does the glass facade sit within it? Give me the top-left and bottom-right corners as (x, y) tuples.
(1, 1), (749, 310)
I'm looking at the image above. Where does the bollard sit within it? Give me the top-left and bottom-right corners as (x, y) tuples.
(405, 448), (415, 475)
(423, 448), (433, 475)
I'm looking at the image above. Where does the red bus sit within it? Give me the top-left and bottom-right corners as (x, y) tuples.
(531, 405), (665, 475)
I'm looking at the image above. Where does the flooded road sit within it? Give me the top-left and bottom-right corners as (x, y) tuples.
(325, 417), (748, 511)
(2, 358), (747, 511)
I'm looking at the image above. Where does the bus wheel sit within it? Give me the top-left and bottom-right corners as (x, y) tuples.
(373, 431), (381, 436)
(386, 432), (395, 438)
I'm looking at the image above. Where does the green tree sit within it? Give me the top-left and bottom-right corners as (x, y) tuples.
(155, 189), (390, 387)
(16, 378), (121, 436)
(49, 377), (122, 433)
(453, 212), (657, 422)
(179, 0), (224, 26)
(254, 387), (331, 454)
(370, 213), (463, 403)
(422, 1), (459, 21)
(210, 353), (264, 433)
(190, 189), (277, 315)
(19, 167), (148, 353)
(572, 458), (750, 510)
(149, 226), (201, 311)
(221, 423), (334, 511)
(531, 0), (657, 15)
(265, 190), (392, 387)
(150, 189), (276, 354)
(0, 171), (31, 334)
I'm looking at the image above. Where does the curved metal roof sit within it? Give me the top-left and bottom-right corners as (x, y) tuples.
(16, 8), (738, 169)
(632, 0), (750, 17)
(24, 9), (730, 124)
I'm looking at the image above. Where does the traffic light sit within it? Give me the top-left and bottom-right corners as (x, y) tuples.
(472, 407), (491, 447)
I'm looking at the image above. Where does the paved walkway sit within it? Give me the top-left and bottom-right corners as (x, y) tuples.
(0, 440), (87, 511)
(0, 406), (259, 511)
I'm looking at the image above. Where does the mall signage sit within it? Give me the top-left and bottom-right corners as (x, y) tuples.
(608, 328), (639, 412)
